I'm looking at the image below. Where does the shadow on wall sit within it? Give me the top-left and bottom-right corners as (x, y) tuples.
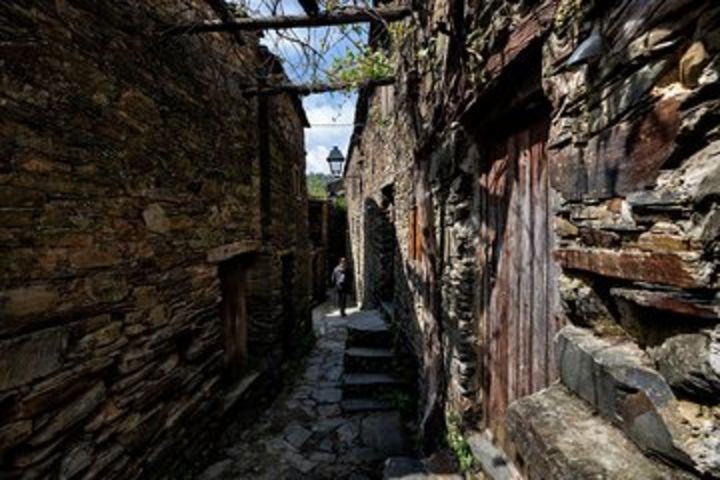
(362, 193), (398, 309)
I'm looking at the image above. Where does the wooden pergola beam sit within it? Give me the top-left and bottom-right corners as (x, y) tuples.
(161, 6), (411, 35)
(243, 76), (395, 96)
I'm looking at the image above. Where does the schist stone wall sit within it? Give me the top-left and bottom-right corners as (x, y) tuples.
(0, 1), (310, 479)
(345, 0), (719, 477)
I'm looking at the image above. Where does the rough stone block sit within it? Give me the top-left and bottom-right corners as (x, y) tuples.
(142, 204), (170, 234)
(29, 383), (106, 446)
(550, 97), (681, 200)
(558, 275), (616, 330)
(653, 139), (720, 206)
(556, 326), (719, 475)
(0, 285), (59, 318)
(610, 287), (719, 320)
(19, 357), (113, 419)
(0, 421), (33, 450)
(58, 440), (94, 480)
(0, 328), (68, 391)
(651, 326), (720, 399)
(506, 384), (692, 479)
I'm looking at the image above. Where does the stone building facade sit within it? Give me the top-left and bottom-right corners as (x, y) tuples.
(308, 198), (330, 304)
(0, 1), (310, 478)
(346, 0), (719, 477)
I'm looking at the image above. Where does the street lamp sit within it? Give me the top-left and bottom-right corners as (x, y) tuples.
(326, 146), (345, 177)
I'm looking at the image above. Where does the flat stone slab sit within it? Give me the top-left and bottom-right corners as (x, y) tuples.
(312, 387), (342, 404)
(466, 431), (521, 480)
(341, 398), (394, 413)
(361, 412), (407, 456)
(506, 384), (692, 479)
(284, 423), (312, 449)
(383, 457), (463, 480)
(383, 457), (427, 479)
(343, 373), (403, 386)
(347, 311), (389, 332)
(345, 347), (395, 358)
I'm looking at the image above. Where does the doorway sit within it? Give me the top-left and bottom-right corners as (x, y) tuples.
(377, 183), (396, 304)
(280, 253), (295, 350)
(219, 256), (250, 381)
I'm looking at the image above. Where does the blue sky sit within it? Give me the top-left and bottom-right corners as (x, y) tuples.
(237, 0), (367, 173)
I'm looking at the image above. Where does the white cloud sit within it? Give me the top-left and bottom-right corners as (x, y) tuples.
(303, 95), (356, 174)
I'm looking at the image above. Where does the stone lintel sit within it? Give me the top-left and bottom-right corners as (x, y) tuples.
(206, 241), (262, 264)
(276, 248), (296, 257)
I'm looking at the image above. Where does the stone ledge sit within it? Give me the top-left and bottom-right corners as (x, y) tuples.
(554, 248), (713, 289)
(611, 287), (719, 320)
(506, 384), (693, 479)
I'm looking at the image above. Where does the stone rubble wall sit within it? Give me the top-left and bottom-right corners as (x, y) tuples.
(0, 1), (309, 478)
(526, 0), (720, 476)
(346, 0), (719, 475)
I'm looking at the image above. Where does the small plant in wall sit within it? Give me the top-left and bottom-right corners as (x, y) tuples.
(446, 411), (475, 473)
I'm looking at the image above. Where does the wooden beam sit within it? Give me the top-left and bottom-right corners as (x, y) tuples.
(161, 7), (411, 35)
(297, 0), (320, 16)
(243, 76), (395, 96)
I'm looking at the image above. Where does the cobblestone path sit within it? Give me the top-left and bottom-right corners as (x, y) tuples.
(197, 306), (410, 480)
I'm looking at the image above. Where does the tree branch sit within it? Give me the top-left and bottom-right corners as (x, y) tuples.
(242, 76), (395, 96)
(161, 7), (412, 35)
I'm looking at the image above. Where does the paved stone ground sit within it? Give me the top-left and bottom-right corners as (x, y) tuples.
(196, 305), (410, 480)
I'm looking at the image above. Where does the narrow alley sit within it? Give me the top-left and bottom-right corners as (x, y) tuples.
(1, 1), (719, 479)
(194, 305), (419, 480)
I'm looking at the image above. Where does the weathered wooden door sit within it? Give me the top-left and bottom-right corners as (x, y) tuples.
(478, 112), (559, 447)
(281, 254), (295, 349)
(219, 257), (249, 380)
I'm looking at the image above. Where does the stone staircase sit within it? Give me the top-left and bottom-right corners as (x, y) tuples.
(340, 310), (413, 415)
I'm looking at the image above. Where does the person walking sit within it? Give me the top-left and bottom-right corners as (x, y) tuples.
(331, 257), (350, 317)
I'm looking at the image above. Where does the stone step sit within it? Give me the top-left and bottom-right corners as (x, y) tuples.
(344, 347), (396, 373)
(346, 310), (392, 349)
(342, 373), (407, 397)
(506, 384), (693, 480)
(340, 397), (395, 413)
(346, 347), (395, 358)
(343, 373), (404, 386)
(347, 310), (389, 333)
(347, 327), (393, 349)
(383, 457), (463, 480)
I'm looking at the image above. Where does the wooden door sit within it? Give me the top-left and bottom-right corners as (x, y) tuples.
(281, 254), (295, 349)
(219, 258), (249, 380)
(478, 113), (559, 448)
